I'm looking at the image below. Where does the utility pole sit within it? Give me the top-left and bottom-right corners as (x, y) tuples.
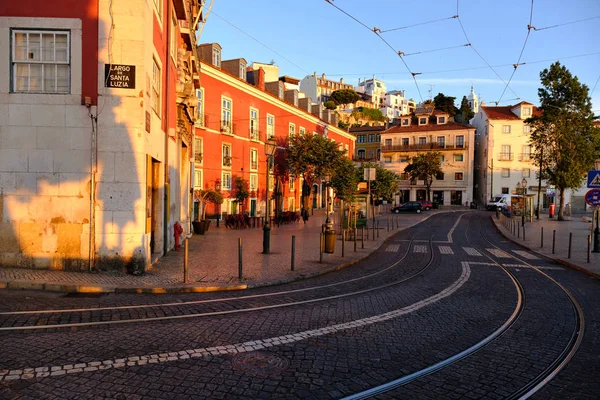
(536, 147), (543, 219)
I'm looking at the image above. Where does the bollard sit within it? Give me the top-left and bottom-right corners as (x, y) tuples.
(568, 232), (572, 259)
(396, 215), (399, 229)
(183, 238), (189, 284)
(587, 235), (591, 263)
(541, 227), (544, 248)
(552, 230), (556, 254)
(354, 228), (357, 252)
(387, 218), (390, 232)
(238, 238), (243, 281)
(291, 235), (296, 271)
(361, 226), (364, 249)
(523, 224), (526, 241)
(372, 223), (376, 241)
(342, 230), (345, 257)
(319, 232), (324, 264)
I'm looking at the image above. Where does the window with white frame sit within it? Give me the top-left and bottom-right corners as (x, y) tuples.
(222, 143), (232, 167)
(402, 118), (409, 126)
(288, 197), (295, 211)
(196, 88), (204, 124)
(357, 149), (366, 159)
(170, 10), (177, 62)
(502, 125), (511, 134)
(418, 137), (427, 145)
(250, 108), (258, 139)
(152, 58), (161, 117)
(376, 134), (381, 142)
(438, 116), (446, 124)
(12, 30), (70, 93)
(290, 176), (295, 191)
(437, 136), (445, 147)
(267, 114), (275, 138)
(221, 97), (232, 130)
(455, 172), (464, 181)
(454, 154), (464, 162)
(402, 138), (409, 146)
(522, 168), (531, 178)
(521, 145), (531, 161)
(194, 169), (202, 189)
(250, 174), (258, 190)
(419, 117), (427, 125)
(212, 47), (221, 67)
(240, 62), (246, 80)
(455, 135), (465, 148)
(368, 134), (375, 143)
(384, 138), (392, 147)
(522, 107), (531, 116)
(194, 137), (203, 163)
(299, 127), (306, 136)
(501, 168), (510, 178)
(289, 123), (295, 137)
(523, 125), (531, 133)
(222, 171), (231, 190)
(153, 0), (163, 19)
(357, 135), (366, 143)
(250, 148), (258, 170)
(384, 156), (392, 164)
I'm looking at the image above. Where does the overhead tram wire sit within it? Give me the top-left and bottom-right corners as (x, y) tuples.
(498, 0), (535, 104)
(210, 11), (310, 76)
(455, 0), (520, 101)
(324, 0), (424, 102)
(531, 15), (600, 31)
(379, 15), (458, 33)
(401, 43), (471, 57)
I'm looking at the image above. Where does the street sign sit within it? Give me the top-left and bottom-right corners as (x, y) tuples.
(363, 168), (376, 181)
(588, 170), (600, 188)
(546, 185), (556, 196)
(585, 189), (600, 206)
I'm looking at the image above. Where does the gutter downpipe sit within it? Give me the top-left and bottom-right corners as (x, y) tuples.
(164, 4), (172, 257)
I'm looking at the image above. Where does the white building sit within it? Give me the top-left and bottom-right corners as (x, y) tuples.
(381, 90), (416, 122)
(356, 77), (386, 108)
(467, 86), (479, 114)
(298, 72), (353, 105)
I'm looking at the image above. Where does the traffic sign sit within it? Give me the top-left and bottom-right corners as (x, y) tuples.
(585, 189), (600, 206)
(588, 170), (600, 188)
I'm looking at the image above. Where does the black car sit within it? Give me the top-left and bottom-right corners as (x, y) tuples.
(391, 202), (423, 214)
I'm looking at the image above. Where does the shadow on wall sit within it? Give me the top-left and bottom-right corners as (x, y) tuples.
(0, 12), (150, 273)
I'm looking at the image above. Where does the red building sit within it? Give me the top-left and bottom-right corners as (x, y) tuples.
(194, 43), (355, 221)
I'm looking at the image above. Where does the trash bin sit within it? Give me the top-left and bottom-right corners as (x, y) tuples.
(324, 229), (336, 253)
(549, 203), (555, 219)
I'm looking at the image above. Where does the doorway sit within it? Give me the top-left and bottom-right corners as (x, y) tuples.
(147, 157), (161, 255)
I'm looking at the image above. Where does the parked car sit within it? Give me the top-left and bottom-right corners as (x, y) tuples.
(391, 202), (423, 214)
(419, 201), (433, 210)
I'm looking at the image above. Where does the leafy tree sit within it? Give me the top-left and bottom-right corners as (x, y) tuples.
(404, 152), (443, 202)
(324, 100), (337, 110)
(526, 62), (600, 220)
(360, 163), (402, 202)
(195, 189), (224, 221)
(352, 107), (385, 122)
(433, 93), (458, 116)
(330, 157), (359, 202)
(456, 96), (474, 123)
(338, 120), (350, 129)
(330, 89), (360, 109)
(233, 176), (249, 209)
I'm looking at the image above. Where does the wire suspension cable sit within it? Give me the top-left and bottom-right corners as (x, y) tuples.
(402, 43), (470, 57)
(531, 15), (600, 31)
(380, 15), (458, 33)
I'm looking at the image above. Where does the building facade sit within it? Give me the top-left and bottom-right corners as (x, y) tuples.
(381, 113), (476, 206)
(356, 77), (387, 108)
(350, 126), (385, 162)
(298, 73), (353, 105)
(0, 0), (200, 271)
(194, 43), (355, 220)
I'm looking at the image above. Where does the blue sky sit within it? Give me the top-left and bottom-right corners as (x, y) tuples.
(199, 0), (600, 113)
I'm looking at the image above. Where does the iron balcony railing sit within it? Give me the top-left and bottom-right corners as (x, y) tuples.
(518, 153), (532, 161)
(249, 128), (261, 141)
(223, 155), (232, 167)
(220, 120), (235, 134)
(381, 143), (466, 153)
(498, 152), (514, 161)
(194, 153), (203, 163)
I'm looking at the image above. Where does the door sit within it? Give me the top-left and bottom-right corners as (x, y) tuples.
(250, 199), (257, 217)
(147, 157), (160, 254)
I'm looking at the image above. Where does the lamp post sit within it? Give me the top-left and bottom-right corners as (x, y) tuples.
(593, 160), (600, 253)
(215, 179), (221, 227)
(520, 178), (527, 227)
(323, 173), (331, 224)
(263, 138), (277, 254)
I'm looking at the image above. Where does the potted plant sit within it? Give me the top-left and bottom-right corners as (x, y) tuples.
(194, 189), (224, 234)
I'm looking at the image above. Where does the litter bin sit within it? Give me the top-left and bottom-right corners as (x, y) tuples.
(324, 229), (336, 254)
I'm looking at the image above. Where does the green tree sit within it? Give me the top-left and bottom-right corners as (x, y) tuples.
(433, 93), (458, 117)
(324, 100), (337, 110)
(195, 189), (224, 221)
(526, 62), (600, 220)
(352, 107), (385, 123)
(404, 152), (443, 202)
(330, 157), (359, 202)
(456, 95), (474, 123)
(330, 89), (360, 109)
(361, 163), (402, 202)
(233, 176), (249, 211)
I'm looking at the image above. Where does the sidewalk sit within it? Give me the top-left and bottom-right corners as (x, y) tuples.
(0, 207), (439, 294)
(492, 212), (600, 279)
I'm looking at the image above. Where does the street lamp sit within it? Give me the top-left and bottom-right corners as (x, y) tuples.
(263, 137), (277, 254)
(593, 160), (600, 253)
(215, 179), (221, 227)
(323, 173), (331, 224)
(520, 178), (527, 227)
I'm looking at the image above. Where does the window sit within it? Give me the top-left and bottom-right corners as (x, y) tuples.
(213, 47), (221, 67)
(521, 145), (531, 161)
(170, 10), (177, 62)
(250, 174), (258, 190)
(402, 138), (409, 146)
(194, 169), (202, 188)
(455, 135), (464, 148)
(435, 172), (444, 180)
(402, 118), (409, 126)
(384, 139), (392, 147)
(194, 137), (203, 163)
(501, 168), (510, 178)
(501, 187), (510, 194)
(250, 108), (258, 140)
(501, 145), (512, 161)
(368, 150), (374, 159)
(288, 197), (295, 211)
(221, 97), (232, 131)
(152, 58), (161, 116)
(454, 154), (464, 162)
(240, 62), (246, 80)
(299, 127), (306, 136)
(368, 134), (375, 143)
(222, 172), (231, 190)
(437, 136), (445, 147)
(438, 116), (446, 124)
(523, 125), (531, 133)
(267, 114), (275, 138)
(376, 134), (381, 142)
(250, 148), (258, 170)
(522, 107), (531, 116)
(419, 117), (427, 125)
(153, 0), (163, 19)
(418, 137), (427, 145)
(455, 172), (464, 181)
(196, 88), (204, 125)
(522, 168), (531, 178)
(357, 149), (366, 159)
(357, 135), (366, 143)
(384, 156), (392, 164)
(289, 123), (295, 137)
(399, 156), (409, 163)
(222, 143), (232, 167)
(400, 172), (409, 180)
(289, 176), (295, 191)
(502, 125), (511, 134)
(12, 30), (70, 93)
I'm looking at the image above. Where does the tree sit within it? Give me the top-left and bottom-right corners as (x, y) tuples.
(330, 157), (360, 202)
(456, 96), (474, 123)
(286, 133), (347, 210)
(433, 93), (458, 117)
(360, 162), (402, 202)
(404, 152), (443, 202)
(330, 89), (360, 109)
(351, 107), (385, 123)
(195, 189), (224, 221)
(233, 176), (249, 211)
(526, 62), (600, 220)
(324, 100), (337, 110)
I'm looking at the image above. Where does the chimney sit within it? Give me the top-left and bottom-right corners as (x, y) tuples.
(265, 81), (283, 99)
(331, 113), (338, 126)
(321, 73), (326, 80)
(257, 67), (265, 90)
(298, 97), (312, 112)
(284, 89), (298, 106)
(340, 78), (344, 84)
(311, 104), (322, 119)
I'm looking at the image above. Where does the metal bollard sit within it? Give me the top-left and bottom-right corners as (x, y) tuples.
(342, 230), (345, 257)
(387, 218), (390, 232)
(291, 235), (296, 271)
(361, 226), (364, 249)
(396, 215), (399, 229)
(552, 230), (556, 254)
(183, 238), (189, 284)
(372, 223), (375, 241)
(568, 232), (572, 259)
(587, 235), (591, 263)
(354, 228), (357, 252)
(319, 232), (324, 264)
(238, 238), (243, 281)
(541, 227), (544, 248)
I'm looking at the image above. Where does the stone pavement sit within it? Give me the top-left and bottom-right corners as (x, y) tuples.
(0, 206), (439, 293)
(492, 211), (600, 279)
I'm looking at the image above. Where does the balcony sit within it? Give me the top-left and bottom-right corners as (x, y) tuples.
(518, 153), (532, 161)
(222, 155), (232, 167)
(196, 113), (206, 127)
(352, 156), (379, 162)
(381, 143), (467, 153)
(250, 128), (261, 141)
(498, 153), (514, 161)
(220, 121), (235, 135)
(194, 153), (203, 163)
(251, 161), (258, 170)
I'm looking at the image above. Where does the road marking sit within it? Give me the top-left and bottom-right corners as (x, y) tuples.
(503, 264), (563, 270)
(413, 239), (429, 242)
(438, 246), (454, 255)
(385, 244), (400, 252)
(512, 250), (540, 260)
(414, 245), (428, 253)
(463, 247), (482, 256)
(0, 263), (472, 381)
(487, 248), (512, 258)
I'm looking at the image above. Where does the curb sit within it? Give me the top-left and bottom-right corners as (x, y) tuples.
(490, 216), (600, 280)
